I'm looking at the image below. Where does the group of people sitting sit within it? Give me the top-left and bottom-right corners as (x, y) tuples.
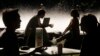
(0, 8), (100, 56)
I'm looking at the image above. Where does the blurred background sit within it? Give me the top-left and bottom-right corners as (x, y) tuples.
(0, 0), (100, 33)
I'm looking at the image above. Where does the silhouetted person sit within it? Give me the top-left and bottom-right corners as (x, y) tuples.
(80, 14), (99, 56)
(24, 9), (53, 47)
(0, 9), (21, 56)
(57, 9), (81, 49)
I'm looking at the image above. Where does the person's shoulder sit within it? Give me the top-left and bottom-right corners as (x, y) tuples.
(32, 15), (38, 18)
(30, 15), (38, 20)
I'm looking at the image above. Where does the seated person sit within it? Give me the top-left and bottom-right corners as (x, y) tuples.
(0, 9), (21, 56)
(80, 14), (100, 56)
(55, 9), (81, 49)
(24, 9), (53, 47)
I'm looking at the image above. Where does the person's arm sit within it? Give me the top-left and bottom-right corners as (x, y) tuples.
(62, 19), (73, 35)
(57, 20), (74, 42)
(39, 23), (53, 28)
(56, 36), (65, 42)
(48, 24), (53, 28)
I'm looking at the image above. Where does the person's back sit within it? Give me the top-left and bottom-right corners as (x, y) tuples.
(24, 15), (40, 47)
(69, 17), (80, 40)
(0, 9), (21, 56)
(70, 9), (80, 36)
(80, 14), (99, 56)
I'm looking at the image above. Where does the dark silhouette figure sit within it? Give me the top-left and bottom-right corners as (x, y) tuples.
(0, 9), (21, 56)
(24, 9), (53, 47)
(80, 14), (99, 56)
(57, 9), (81, 49)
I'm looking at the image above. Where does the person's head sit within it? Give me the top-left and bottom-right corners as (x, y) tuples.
(71, 9), (79, 18)
(37, 9), (45, 18)
(2, 9), (21, 29)
(80, 14), (98, 33)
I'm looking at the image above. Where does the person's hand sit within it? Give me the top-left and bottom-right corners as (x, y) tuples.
(48, 24), (53, 28)
(34, 46), (47, 52)
(51, 37), (57, 45)
(30, 46), (47, 54)
(61, 34), (65, 37)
